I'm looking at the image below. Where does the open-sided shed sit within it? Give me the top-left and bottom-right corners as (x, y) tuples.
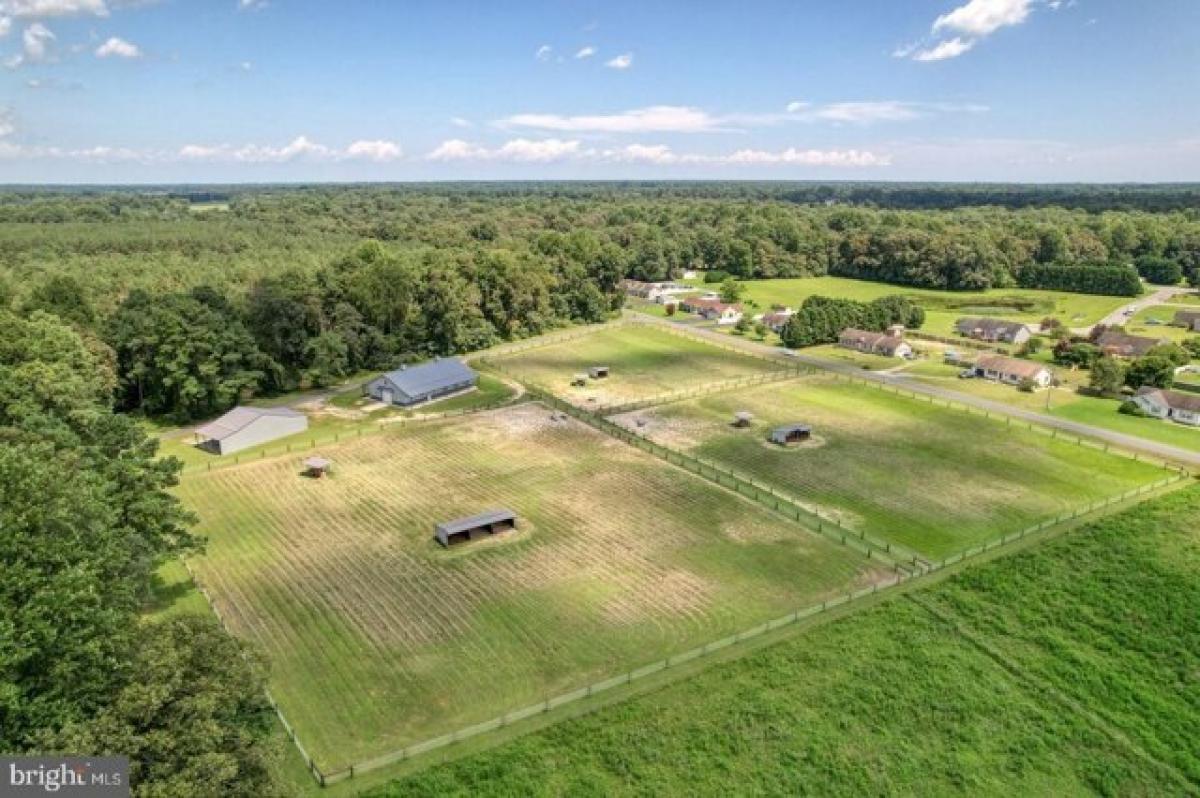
(435, 509), (518, 547)
(589, 366), (610, 379)
(769, 423), (812, 445)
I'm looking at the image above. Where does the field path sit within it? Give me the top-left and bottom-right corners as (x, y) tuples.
(628, 310), (1200, 469)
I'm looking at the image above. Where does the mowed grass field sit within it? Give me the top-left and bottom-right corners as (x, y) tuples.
(610, 378), (1166, 558)
(175, 404), (878, 770)
(682, 276), (1131, 337)
(495, 324), (786, 405)
(375, 485), (1200, 797)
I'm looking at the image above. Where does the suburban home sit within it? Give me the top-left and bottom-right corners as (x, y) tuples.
(682, 297), (743, 325)
(1131, 386), (1200, 426)
(955, 317), (1031, 345)
(838, 327), (913, 358)
(620, 279), (692, 302)
(760, 309), (795, 333)
(973, 354), (1053, 389)
(365, 358), (478, 407)
(193, 405), (308, 455)
(1172, 309), (1200, 329)
(1094, 330), (1167, 358)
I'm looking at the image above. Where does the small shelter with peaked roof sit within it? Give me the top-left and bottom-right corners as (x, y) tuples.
(589, 366), (610, 379)
(303, 457), (332, 478)
(733, 411), (754, 428)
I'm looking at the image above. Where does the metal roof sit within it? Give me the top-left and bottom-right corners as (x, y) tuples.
(304, 457), (332, 469)
(771, 423), (811, 436)
(195, 405), (303, 441)
(435, 509), (517, 536)
(379, 358), (476, 399)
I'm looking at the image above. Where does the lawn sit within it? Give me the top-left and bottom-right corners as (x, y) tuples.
(373, 486), (1200, 797)
(1123, 304), (1200, 345)
(912, 372), (1200, 453)
(692, 276), (1130, 337)
(494, 323), (787, 406)
(609, 377), (1166, 558)
(174, 404), (877, 771)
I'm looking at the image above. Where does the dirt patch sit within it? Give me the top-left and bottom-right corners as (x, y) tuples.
(609, 409), (710, 451)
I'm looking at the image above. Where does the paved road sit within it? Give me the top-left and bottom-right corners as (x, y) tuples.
(1079, 285), (1198, 333)
(629, 310), (1200, 469)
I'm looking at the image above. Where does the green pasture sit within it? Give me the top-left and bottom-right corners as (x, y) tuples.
(375, 486), (1200, 796)
(613, 378), (1166, 558)
(174, 404), (874, 771)
(688, 276), (1130, 337)
(495, 324), (786, 405)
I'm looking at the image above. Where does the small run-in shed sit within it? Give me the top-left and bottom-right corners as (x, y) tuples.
(571, 373), (588, 386)
(769, 423), (812, 445)
(733, 411), (754, 428)
(303, 457), (332, 478)
(589, 366), (610, 379)
(435, 509), (518, 547)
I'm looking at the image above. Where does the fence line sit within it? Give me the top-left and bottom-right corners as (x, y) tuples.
(178, 395), (527, 479)
(309, 469), (1185, 786)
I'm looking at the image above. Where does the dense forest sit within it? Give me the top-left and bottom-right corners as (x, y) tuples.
(1, 182), (1199, 795)
(2, 184), (1199, 421)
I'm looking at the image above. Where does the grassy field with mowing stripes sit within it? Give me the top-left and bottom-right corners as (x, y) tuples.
(493, 324), (787, 406)
(175, 403), (878, 771)
(610, 377), (1167, 558)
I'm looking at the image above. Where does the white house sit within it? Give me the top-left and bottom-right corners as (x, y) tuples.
(973, 354), (1053, 389)
(193, 406), (308, 455)
(1132, 387), (1200, 426)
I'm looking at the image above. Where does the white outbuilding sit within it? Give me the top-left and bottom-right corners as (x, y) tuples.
(193, 406), (308, 455)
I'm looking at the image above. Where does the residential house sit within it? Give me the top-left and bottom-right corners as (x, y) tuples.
(1094, 330), (1167, 358)
(838, 327), (913, 358)
(1132, 386), (1200, 426)
(955, 317), (1032, 345)
(973, 354), (1053, 389)
(365, 358), (478, 407)
(760, 308), (795, 333)
(1172, 309), (1200, 329)
(620, 279), (692, 302)
(680, 296), (743, 324)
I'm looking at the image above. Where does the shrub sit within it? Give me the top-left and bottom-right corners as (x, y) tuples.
(1119, 400), (1147, 417)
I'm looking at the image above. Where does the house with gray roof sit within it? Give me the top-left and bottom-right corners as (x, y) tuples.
(1132, 387), (1200, 427)
(955, 317), (1031, 345)
(365, 358), (478, 407)
(193, 405), (308, 455)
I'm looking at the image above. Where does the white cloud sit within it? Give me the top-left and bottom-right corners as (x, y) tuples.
(6, 20), (53, 65)
(450, 116), (471, 128)
(94, 35), (139, 58)
(425, 137), (889, 168)
(0, 107), (14, 137)
(785, 101), (809, 113)
(237, 0), (268, 10)
(177, 136), (402, 163)
(429, 137), (580, 162)
(604, 52), (632, 69)
(344, 139), (402, 162)
(0, 16), (11, 36)
(498, 105), (720, 133)
(534, 44), (551, 61)
(811, 101), (922, 123)
(238, 60), (252, 71)
(574, 45), (595, 59)
(933, 0), (1033, 36)
(899, 0), (1040, 62)
(0, 0), (107, 18)
(912, 37), (975, 61)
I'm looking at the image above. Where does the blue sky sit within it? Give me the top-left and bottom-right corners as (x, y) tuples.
(0, 0), (1197, 183)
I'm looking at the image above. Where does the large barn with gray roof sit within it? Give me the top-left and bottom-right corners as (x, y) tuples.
(193, 405), (308, 455)
(365, 358), (478, 407)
